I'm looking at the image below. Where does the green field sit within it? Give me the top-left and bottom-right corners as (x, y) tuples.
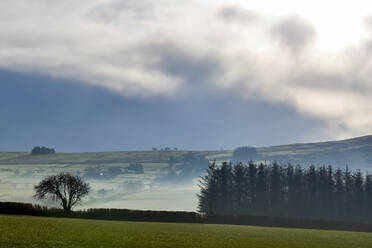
(1, 215), (372, 248)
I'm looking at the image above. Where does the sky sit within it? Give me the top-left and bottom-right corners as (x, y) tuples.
(1, 0), (372, 151)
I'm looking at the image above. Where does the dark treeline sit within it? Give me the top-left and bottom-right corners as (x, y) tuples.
(198, 162), (372, 223)
(3, 201), (372, 232)
(31, 146), (55, 155)
(0, 201), (200, 223)
(232, 147), (260, 162)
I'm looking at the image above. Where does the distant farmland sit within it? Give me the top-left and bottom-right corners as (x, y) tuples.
(0, 150), (219, 211)
(1, 215), (372, 248)
(3, 134), (372, 168)
(2, 134), (372, 211)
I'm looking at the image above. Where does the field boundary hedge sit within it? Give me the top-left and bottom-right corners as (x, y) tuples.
(2, 201), (372, 232)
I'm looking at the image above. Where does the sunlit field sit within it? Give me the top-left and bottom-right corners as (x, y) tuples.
(1, 215), (372, 248)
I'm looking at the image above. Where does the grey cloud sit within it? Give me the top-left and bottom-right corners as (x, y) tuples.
(144, 43), (222, 86)
(1, 0), (372, 138)
(87, 0), (155, 23)
(218, 6), (258, 23)
(270, 15), (316, 54)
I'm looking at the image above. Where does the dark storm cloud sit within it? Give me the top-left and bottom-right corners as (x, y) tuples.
(0, 69), (328, 151)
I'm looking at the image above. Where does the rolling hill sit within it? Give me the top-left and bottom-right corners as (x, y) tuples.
(2, 135), (372, 169)
(256, 135), (372, 170)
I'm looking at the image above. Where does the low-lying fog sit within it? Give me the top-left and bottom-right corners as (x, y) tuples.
(0, 171), (199, 211)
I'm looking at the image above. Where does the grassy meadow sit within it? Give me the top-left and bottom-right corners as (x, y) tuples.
(1, 215), (372, 248)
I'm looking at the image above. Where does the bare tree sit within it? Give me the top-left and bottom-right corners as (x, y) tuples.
(34, 173), (90, 212)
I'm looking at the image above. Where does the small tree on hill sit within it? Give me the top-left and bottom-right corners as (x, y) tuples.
(34, 173), (90, 212)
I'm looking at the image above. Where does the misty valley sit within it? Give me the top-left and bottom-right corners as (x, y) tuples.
(3, 135), (372, 213)
(0, 150), (217, 211)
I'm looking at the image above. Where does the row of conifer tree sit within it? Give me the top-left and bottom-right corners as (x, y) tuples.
(198, 162), (372, 222)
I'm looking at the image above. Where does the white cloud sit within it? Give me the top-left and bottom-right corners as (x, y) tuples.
(1, 0), (372, 138)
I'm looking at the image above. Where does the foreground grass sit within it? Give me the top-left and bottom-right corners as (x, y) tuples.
(1, 215), (372, 248)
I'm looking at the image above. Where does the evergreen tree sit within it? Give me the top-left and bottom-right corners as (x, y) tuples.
(305, 165), (318, 217)
(232, 163), (246, 214)
(197, 161), (218, 214)
(286, 164), (296, 216)
(293, 165), (304, 217)
(269, 162), (282, 215)
(344, 166), (353, 218)
(247, 161), (257, 211)
(198, 162), (372, 223)
(364, 174), (372, 221)
(255, 163), (268, 215)
(216, 162), (233, 214)
(325, 165), (334, 218)
(353, 170), (364, 221)
(334, 168), (345, 219)
(318, 166), (328, 218)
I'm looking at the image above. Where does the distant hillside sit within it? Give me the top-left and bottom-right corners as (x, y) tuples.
(207, 135), (372, 170)
(1, 135), (372, 170)
(254, 135), (372, 170)
(0, 151), (218, 165)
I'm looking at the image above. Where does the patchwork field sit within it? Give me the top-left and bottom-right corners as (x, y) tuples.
(1, 215), (372, 248)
